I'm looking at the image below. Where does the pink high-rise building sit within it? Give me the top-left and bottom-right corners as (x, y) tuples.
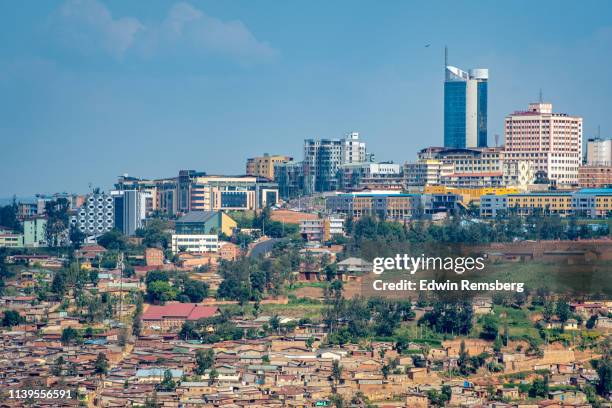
(504, 103), (582, 186)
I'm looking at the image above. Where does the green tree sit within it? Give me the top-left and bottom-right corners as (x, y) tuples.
(596, 355), (612, 397)
(586, 315), (598, 330)
(45, 198), (70, 247)
(195, 349), (214, 375)
(542, 300), (554, 322)
(52, 356), (65, 376)
(0, 201), (19, 230)
(182, 279), (209, 303)
(97, 229), (127, 250)
(555, 300), (571, 325)
(208, 368), (218, 386)
(133, 294), (143, 336)
(427, 389), (450, 407)
(51, 271), (67, 296)
(146, 280), (177, 304)
(61, 327), (79, 345)
(1, 310), (25, 327)
(480, 315), (499, 341)
(69, 225), (86, 249)
(332, 360), (343, 389)
(157, 370), (176, 391)
(137, 219), (171, 249)
(94, 352), (109, 375)
(528, 376), (549, 398)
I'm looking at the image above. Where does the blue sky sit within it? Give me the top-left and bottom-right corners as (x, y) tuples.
(1, 0), (611, 197)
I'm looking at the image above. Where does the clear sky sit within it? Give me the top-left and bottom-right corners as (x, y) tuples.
(1, 0), (611, 197)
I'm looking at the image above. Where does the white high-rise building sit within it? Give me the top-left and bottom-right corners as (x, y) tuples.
(303, 132), (368, 193)
(504, 103), (583, 186)
(586, 138), (612, 166)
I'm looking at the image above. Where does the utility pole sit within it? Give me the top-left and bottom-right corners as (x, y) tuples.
(118, 252), (124, 322)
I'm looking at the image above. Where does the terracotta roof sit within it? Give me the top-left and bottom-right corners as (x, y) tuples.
(187, 305), (219, 320)
(142, 303), (218, 321)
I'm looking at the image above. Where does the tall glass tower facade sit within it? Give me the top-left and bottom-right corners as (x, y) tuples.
(444, 66), (488, 148)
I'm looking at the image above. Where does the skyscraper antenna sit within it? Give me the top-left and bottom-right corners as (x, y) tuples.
(539, 88), (543, 103)
(445, 45), (448, 68)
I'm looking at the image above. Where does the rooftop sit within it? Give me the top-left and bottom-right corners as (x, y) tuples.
(176, 211), (217, 224)
(142, 303), (218, 321)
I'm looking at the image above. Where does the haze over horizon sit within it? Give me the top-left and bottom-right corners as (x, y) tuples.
(1, 0), (612, 197)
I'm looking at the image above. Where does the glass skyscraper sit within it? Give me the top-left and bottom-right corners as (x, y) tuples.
(444, 65), (488, 148)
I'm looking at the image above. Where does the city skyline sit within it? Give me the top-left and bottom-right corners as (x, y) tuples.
(2, 0), (612, 197)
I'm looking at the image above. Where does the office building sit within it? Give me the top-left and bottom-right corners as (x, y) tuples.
(504, 102), (583, 186)
(481, 188), (612, 219)
(303, 132), (368, 194)
(423, 185), (520, 206)
(326, 192), (460, 221)
(115, 174), (177, 216)
(246, 154), (293, 180)
(112, 190), (149, 236)
(71, 192), (115, 236)
(326, 192), (421, 220)
(444, 62), (488, 148)
(572, 188), (612, 218)
(405, 147), (505, 188)
(178, 172), (279, 212)
(336, 162), (403, 191)
(171, 234), (219, 254)
(586, 138), (612, 166)
(175, 211), (237, 237)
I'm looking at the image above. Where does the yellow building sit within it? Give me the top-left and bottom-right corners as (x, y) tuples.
(503, 193), (573, 216)
(423, 185), (520, 204)
(246, 154), (293, 180)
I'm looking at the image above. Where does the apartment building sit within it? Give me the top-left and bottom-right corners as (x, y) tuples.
(299, 217), (344, 242)
(504, 103), (583, 186)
